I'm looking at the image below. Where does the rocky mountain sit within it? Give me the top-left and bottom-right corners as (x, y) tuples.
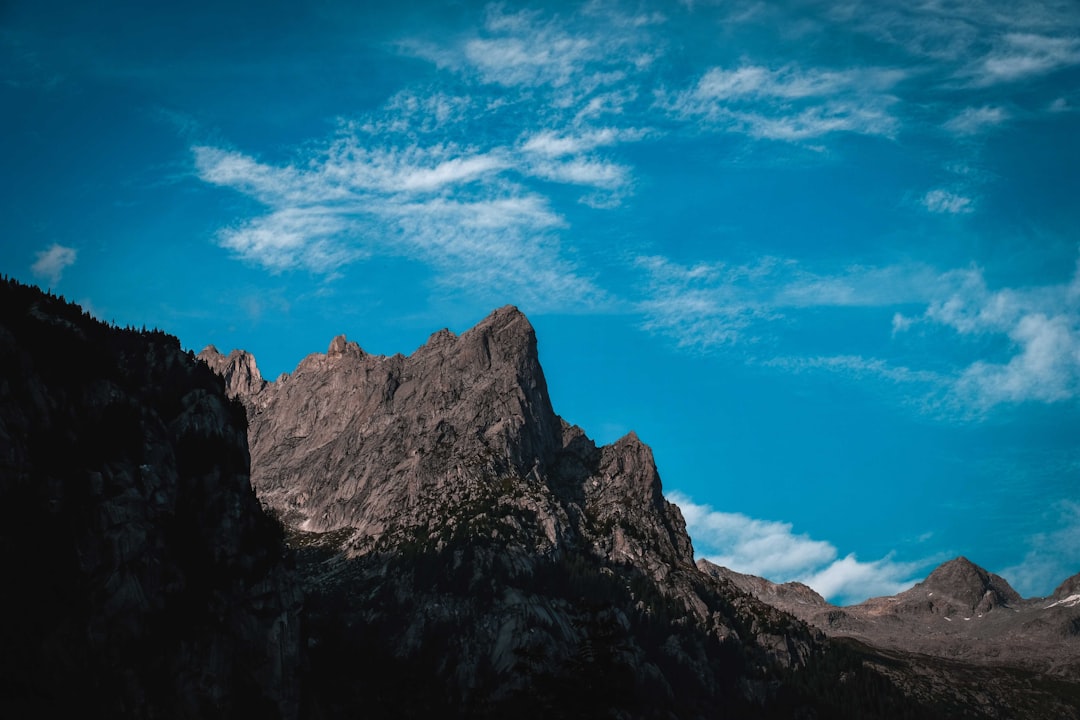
(700, 562), (828, 610)
(203, 305), (1077, 718)
(4, 278), (1075, 718)
(202, 307), (852, 717)
(700, 556), (1080, 679)
(0, 278), (301, 719)
(1052, 573), (1080, 608)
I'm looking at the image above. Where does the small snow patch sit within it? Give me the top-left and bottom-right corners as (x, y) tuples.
(1045, 593), (1080, 609)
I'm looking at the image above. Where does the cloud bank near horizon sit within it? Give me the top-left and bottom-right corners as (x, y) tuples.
(669, 490), (932, 604)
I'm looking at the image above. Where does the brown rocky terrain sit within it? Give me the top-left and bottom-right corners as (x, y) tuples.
(701, 556), (1080, 711)
(0, 278), (302, 719)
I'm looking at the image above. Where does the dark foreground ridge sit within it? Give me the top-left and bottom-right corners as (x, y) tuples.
(2, 278), (1077, 718)
(0, 278), (301, 718)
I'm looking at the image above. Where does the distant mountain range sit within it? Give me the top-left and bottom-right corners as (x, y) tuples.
(2, 278), (1077, 718)
(702, 556), (1080, 676)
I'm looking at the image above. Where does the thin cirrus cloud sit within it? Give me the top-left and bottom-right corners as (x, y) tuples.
(195, 4), (664, 306)
(965, 33), (1080, 86)
(664, 64), (905, 141)
(944, 105), (1009, 135)
(829, 0), (1080, 64)
(669, 490), (926, 603)
(635, 254), (949, 348)
(638, 254), (1080, 411)
(923, 188), (974, 214)
(193, 130), (611, 309)
(403, 3), (661, 107)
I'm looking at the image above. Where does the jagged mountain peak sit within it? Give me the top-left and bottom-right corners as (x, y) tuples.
(426, 304), (540, 370)
(207, 307), (562, 537)
(327, 333), (363, 358)
(197, 344), (266, 399)
(471, 303), (531, 332)
(204, 307), (695, 572)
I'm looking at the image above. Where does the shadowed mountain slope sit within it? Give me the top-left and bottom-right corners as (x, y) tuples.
(0, 278), (301, 719)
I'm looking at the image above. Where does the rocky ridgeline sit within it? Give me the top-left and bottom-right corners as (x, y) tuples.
(209, 306), (1074, 718)
(207, 306), (1080, 718)
(702, 556), (1080, 682)
(200, 307), (703, 588)
(207, 308), (924, 718)
(5, 280), (1074, 718)
(0, 279), (301, 719)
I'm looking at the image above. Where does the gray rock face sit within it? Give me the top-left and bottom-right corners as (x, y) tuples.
(0, 279), (301, 719)
(204, 307), (845, 716)
(199, 345), (267, 399)
(201, 306), (694, 580)
(915, 556), (1022, 614)
(699, 560), (828, 609)
(1053, 573), (1080, 604)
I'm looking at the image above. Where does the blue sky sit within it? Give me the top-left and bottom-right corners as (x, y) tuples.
(3, 0), (1078, 604)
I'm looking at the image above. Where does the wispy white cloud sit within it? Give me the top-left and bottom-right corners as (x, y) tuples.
(914, 262), (1080, 408)
(1049, 97), (1071, 112)
(944, 105), (1009, 135)
(689, 65), (904, 101)
(639, 252), (1080, 411)
(635, 255), (781, 348)
(830, 1), (1080, 65)
(819, 2), (1080, 132)
(670, 490), (925, 603)
(215, 207), (365, 274)
(763, 355), (944, 386)
(966, 33), (1080, 86)
(31, 243), (77, 286)
(462, 7), (593, 90)
(403, 2), (660, 114)
(923, 188), (974, 214)
(367, 90), (475, 135)
(195, 135), (605, 307)
(666, 64), (904, 141)
(193, 3), (675, 309)
(727, 104), (898, 141)
(521, 127), (642, 157)
(636, 255), (952, 348)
